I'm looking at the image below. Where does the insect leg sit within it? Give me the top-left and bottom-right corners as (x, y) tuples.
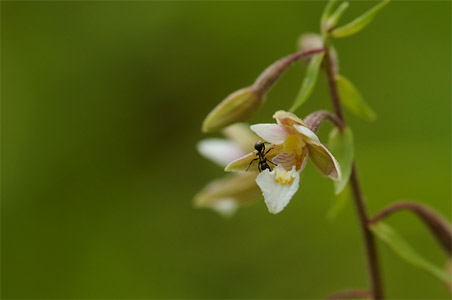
(264, 147), (274, 155)
(266, 158), (277, 166)
(245, 158), (259, 172)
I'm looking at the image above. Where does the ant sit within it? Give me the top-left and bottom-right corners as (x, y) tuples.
(246, 141), (276, 172)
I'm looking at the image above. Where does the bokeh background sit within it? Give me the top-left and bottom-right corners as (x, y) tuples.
(2, 1), (451, 299)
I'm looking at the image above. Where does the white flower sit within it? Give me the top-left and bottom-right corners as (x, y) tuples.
(225, 110), (341, 214)
(194, 124), (261, 217)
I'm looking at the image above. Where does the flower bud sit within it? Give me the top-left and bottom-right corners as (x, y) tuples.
(202, 87), (263, 133)
(297, 33), (324, 52)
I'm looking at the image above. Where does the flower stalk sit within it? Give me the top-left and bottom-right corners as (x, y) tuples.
(323, 45), (384, 299)
(253, 48), (325, 93)
(304, 110), (344, 132)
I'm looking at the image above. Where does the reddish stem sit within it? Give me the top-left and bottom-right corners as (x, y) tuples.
(324, 48), (384, 299)
(253, 48), (325, 94)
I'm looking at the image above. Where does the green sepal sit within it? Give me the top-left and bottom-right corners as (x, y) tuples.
(371, 222), (451, 283)
(330, 0), (390, 38)
(336, 74), (377, 121)
(289, 53), (324, 112)
(329, 126), (354, 194)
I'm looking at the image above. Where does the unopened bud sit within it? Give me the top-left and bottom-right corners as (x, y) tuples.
(297, 33), (324, 52)
(202, 87), (263, 133)
(297, 33), (325, 65)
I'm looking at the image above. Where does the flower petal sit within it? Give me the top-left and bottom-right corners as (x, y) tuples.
(222, 123), (259, 153)
(256, 165), (300, 214)
(273, 144), (309, 172)
(293, 124), (321, 145)
(210, 198), (239, 217)
(250, 123), (289, 144)
(197, 139), (247, 167)
(306, 143), (342, 181)
(194, 173), (261, 216)
(225, 144), (284, 172)
(273, 110), (307, 127)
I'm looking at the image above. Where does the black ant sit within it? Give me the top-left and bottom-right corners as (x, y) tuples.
(246, 141), (276, 172)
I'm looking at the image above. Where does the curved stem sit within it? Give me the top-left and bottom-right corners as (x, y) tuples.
(325, 289), (372, 300)
(304, 110), (345, 132)
(324, 46), (384, 299)
(369, 201), (452, 256)
(253, 48), (325, 93)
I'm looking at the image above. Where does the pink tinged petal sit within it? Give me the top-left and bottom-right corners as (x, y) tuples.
(273, 110), (307, 127)
(306, 143), (342, 181)
(250, 124), (289, 144)
(255, 165), (300, 214)
(297, 147), (309, 172)
(273, 146), (309, 172)
(197, 139), (247, 167)
(225, 144), (284, 172)
(273, 151), (296, 171)
(293, 124), (321, 145)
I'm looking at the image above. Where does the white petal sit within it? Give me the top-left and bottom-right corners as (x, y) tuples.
(255, 165), (300, 214)
(293, 124), (321, 145)
(250, 123), (288, 144)
(210, 198), (239, 217)
(197, 139), (247, 167)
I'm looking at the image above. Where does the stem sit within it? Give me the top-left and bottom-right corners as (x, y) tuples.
(304, 110), (345, 132)
(324, 46), (384, 299)
(369, 201), (452, 256)
(253, 48), (325, 93)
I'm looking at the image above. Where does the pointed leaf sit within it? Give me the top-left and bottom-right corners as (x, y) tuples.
(371, 222), (451, 283)
(289, 53), (324, 112)
(325, 2), (350, 30)
(321, 0), (339, 26)
(336, 75), (377, 121)
(327, 182), (351, 221)
(330, 0), (390, 38)
(329, 126), (354, 194)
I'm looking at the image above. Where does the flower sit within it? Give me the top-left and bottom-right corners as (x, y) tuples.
(194, 124), (261, 217)
(225, 110), (341, 214)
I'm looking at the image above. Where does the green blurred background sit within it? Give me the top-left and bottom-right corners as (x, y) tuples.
(2, 1), (450, 299)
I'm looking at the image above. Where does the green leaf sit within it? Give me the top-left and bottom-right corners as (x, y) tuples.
(325, 2), (350, 30)
(289, 53), (324, 112)
(371, 222), (451, 283)
(327, 182), (351, 221)
(321, 0), (339, 26)
(330, 0), (390, 38)
(336, 74), (377, 121)
(329, 126), (354, 194)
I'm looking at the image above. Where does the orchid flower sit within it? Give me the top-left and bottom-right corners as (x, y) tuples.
(225, 110), (341, 214)
(194, 124), (261, 217)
